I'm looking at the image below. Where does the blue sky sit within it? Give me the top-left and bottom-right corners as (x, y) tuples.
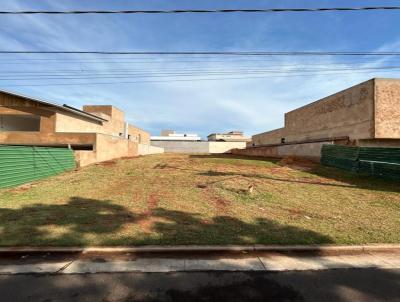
(1, 0), (400, 138)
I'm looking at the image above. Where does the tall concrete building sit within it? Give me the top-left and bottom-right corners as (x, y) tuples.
(235, 78), (400, 159)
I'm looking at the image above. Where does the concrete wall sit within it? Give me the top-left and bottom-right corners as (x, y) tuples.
(250, 80), (376, 147)
(0, 131), (96, 146)
(151, 141), (245, 153)
(138, 143), (164, 155)
(57, 105), (126, 137)
(276, 142), (333, 159)
(356, 139), (400, 148)
(249, 78), (400, 150)
(284, 80), (375, 142)
(74, 133), (139, 167)
(232, 141), (334, 161)
(232, 146), (278, 158)
(209, 141), (246, 153)
(55, 111), (104, 134)
(374, 79), (400, 138)
(252, 128), (285, 146)
(234, 78), (400, 160)
(151, 141), (210, 153)
(82, 105), (126, 137)
(128, 125), (151, 144)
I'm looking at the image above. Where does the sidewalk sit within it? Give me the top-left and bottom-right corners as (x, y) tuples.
(0, 252), (399, 275)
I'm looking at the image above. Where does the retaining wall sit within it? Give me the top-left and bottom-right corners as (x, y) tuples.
(232, 141), (333, 161)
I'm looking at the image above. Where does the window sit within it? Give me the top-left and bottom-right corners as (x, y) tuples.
(0, 115), (40, 132)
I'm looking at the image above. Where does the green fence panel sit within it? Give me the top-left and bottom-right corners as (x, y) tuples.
(359, 160), (400, 181)
(320, 145), (359, 172)
(321, 145), (400, 181)
(358, 147), (400, 164)
(0, 145), (76, 189)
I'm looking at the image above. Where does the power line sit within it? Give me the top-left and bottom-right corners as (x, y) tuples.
(2, 69), (399, 87)
(1, 51), (400, 56)
(0, 7), (400, 14)
(2, 65), (400, 80)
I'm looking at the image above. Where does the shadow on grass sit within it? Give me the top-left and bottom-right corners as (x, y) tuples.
(189, 154), (400, 193)
(0, 196), (332, 246)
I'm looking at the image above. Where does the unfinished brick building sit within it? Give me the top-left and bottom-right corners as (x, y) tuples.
(0, 89), (154, 166)
(236, 78), (400, 160)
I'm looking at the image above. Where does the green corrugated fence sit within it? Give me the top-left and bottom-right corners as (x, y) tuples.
(321, 144), (400, 181)
(0, 145), (76, 189)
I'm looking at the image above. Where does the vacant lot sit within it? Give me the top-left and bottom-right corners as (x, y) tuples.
(0, 153), (399, 246)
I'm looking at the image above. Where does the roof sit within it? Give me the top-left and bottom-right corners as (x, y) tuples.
(0, 88), (108, 123)
(208, 131), (244, 137)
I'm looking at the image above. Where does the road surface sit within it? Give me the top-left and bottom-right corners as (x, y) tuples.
(0, 268), (399, 302)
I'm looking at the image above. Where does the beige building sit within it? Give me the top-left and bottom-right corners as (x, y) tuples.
(0, 89), (156, 166)
(237, 78), (400, 159)
(208, 131), (251, 142)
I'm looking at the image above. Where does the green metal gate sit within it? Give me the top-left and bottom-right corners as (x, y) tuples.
(321, 145), (400, 181)
(0, 145), (76, 189)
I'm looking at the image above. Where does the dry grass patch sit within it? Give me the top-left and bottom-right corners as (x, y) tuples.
(0, 153), (398, 246)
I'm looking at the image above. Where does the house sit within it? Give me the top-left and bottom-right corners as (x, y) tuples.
(207, 131), (250, 142)
(0, 89), (159, 167)
(151, 130), (202, 141)
(235, 78), (400, 160)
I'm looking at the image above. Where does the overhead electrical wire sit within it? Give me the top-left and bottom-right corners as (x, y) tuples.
(2, 65), (400, 80)
(1, 51), (400, 56)
(3, 69), (400, 88)
(0, 7), (399, 14)
(1, 66), (400, 81)
(1, 51), (399, 87)
(0, 56), (398, 63)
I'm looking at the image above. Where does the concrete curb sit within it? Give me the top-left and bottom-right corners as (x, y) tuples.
(0, 244), (399, 256)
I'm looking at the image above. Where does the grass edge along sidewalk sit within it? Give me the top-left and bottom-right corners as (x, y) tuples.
(0, 244), (399, 257)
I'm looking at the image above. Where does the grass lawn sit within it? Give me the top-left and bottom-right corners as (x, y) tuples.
(0, 153), (399, 246)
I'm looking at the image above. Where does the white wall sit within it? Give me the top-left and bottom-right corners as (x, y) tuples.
(209, 142), (246, 153)
(138, 144), (164, 155)
(151, 141), (210, 153)
(151, 141), (246, 154)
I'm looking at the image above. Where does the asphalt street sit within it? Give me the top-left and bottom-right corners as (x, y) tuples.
(0, 268), (399, 302)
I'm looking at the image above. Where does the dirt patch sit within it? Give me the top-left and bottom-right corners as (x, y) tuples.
(279, 156), (315, 167)
(213, 196), (231, 213)
(97, 160), (117, 166)
(146, 193), (159, 215)
(203, 188), (231, 214)
(9, 183), (36, 193)
(138, 193), (161, 233)
(121, 156), (139, 160)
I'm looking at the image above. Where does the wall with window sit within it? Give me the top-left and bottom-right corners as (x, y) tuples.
(0, 114), (40, 132)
